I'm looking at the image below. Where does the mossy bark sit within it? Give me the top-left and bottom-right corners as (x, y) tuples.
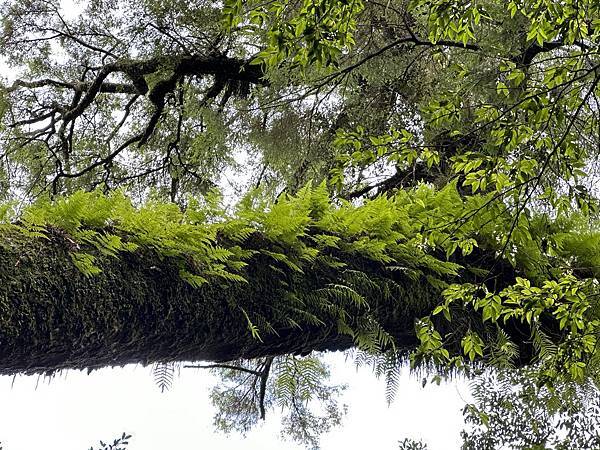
(0, 230), (438, 375)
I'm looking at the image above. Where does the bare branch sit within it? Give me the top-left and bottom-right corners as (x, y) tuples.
(184, 363), (263, 376)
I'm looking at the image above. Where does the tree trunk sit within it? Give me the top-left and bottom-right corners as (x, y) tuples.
(0, 229), (437, 375)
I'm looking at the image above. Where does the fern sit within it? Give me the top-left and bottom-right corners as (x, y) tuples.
(341, 269), (381, 295)
(204, 268), (248, 284)
(152, 362), (178, 393)
(70, 252), (102, 277)
(179, 270), (209, 288)
(287, 307), (327, 328)
(218, 220), (256, 243)
(274, 356), (329, 407)
(531, 323), (558, 363)
(5, 182), (598, 386)
(260, 249), (304, 273)
(352, 349), (407, 404)
(353, 316), (395, 354)
(240, 307), (263, 342)
(383, 352), (402, 405)
(488, 328), (519, 369)
(316, 284), (368, 309)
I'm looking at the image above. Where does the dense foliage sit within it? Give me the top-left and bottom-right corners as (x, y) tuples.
(398, 369), (600, 449)
(461, 370), (600, 449)
(2, 0), (600, 447)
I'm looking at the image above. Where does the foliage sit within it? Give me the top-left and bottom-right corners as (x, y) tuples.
(4, 148), (600, 387)
(461, 369), (600, 450)
(398, 368), (600, 449)
(207, 355), (347, 449)
(431, 276), (598, 382)
(0, 436), (131, 450)
(224, 0), (363, 71)
(88, 434), (132, 450)
(398, 438), (429, 450)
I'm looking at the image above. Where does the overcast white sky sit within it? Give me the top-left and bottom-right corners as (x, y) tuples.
(0, 352), (469, 450)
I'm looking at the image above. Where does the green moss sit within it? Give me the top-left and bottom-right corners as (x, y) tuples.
(0, 224), (439, 375)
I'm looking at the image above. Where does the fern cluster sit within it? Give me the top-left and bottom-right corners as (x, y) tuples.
(0, 183), (455, 352)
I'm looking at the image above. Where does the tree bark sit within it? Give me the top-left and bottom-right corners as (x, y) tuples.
(0, 229), (436, 375)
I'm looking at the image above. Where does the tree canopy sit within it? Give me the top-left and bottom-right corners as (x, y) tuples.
(2, 0), (600, 447)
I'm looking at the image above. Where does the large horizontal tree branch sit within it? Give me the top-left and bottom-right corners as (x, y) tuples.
(0, 228), (437, 376)
(4, 52), (267, 189)
(6, 79), (139, 95)
(6, 53), (265, 97)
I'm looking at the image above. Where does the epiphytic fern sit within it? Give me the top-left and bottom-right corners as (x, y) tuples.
(352, 348), (410, 404)
(152, 362), (178, 393)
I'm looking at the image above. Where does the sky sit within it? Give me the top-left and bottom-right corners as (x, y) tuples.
(0, 352), (470, 450)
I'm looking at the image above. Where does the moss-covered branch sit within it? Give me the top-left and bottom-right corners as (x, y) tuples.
(0, 227), (435, 375)
(0, 183), (587, 377)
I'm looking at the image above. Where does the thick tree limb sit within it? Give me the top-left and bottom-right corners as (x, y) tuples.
(6, 79), (140, 95)
(5, 52), (266, 187)
(7, 54), (264, 98)
(0, 229), (436, 375)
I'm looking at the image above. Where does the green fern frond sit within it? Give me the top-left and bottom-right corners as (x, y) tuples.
(240, 307), (263, 342)
(353, 316), (395, 354)
(531, 323), (558, 363)
(261, 249), (304, 273)
(70, 252), (102, 277)
(204, 269), (248, 284)
(316, 284), (368, 309)
(179, 270), (209, 288)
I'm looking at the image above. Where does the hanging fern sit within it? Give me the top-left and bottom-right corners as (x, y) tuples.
(152, 362), (178, 393)
(352, 348), (408, 404)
